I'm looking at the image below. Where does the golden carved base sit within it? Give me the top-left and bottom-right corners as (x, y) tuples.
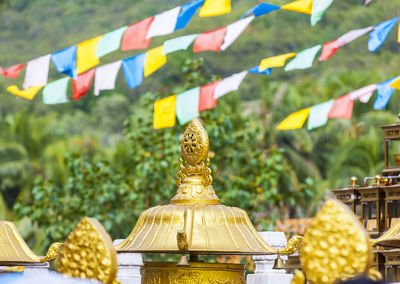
(142, 261), (246, 284)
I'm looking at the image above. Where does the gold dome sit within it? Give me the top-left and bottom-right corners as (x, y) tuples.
(117, 119), (290, 255)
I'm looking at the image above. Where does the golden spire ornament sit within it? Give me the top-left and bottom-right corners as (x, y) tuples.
(57, 217), (119, 284)
(292, 199), (382, 284)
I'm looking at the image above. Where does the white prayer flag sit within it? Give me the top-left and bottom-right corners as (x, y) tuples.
(221, 15), (255, 51)
(23, 54), (51, 89)
(146, 7), (181, 39)
(336, 26), (374, 47)
(214, 71), (248, 99)
(94, 61), (122, 96)
(349, 84), (378, 103)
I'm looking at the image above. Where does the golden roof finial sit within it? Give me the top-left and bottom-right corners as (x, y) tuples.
(57, 217), (119, 284)
(172, 118), (218, 204)
(292, 199), (380, 284)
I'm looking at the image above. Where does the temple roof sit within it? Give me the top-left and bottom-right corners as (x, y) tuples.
(0, 221), (41, 263)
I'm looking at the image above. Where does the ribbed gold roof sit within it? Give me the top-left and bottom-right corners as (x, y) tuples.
(0, 221), (41, 263)
(116, 119), (279, 254)
(372, 219), (400, 247)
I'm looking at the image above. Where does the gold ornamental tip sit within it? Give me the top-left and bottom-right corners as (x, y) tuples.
(117, 119), (302, 255)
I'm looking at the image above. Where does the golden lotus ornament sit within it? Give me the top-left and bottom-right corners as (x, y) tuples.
(116, 118), (302, 283)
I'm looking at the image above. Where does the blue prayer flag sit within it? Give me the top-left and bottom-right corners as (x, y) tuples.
(248, 66), (271, 76)
(175, 0), (205, 31)
(373, 77), (397, 110)
(242, 3), (280, 19)
(122, 53), (146, 89)
(368, 17), (400, 52)
(51, 46), (77, 78)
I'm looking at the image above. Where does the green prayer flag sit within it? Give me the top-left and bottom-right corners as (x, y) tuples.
(176, 87), (200, 125)
(308, 100), (334, 130)
(96, 26), (128, 58)
(43, 77), (70, 104)
(311, 0), (334, 26)
(284, 45), (322, 71)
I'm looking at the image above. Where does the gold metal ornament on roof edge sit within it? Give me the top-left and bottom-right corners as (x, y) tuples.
(57, 217), (120, 284)
(0, 221), (60, 264)
(117, 118), (302, 255)
(292, 199), (382, 284)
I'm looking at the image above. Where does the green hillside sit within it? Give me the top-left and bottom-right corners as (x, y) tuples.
(0, 0), (399, 252)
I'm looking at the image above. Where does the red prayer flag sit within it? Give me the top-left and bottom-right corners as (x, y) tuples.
(2, 63), (25, 78)
(327, 94), (354, 119)
(318, 40), (341, 61)
(121, 17), (154, 51)
(193, 26), (227, 53)
(73, 68), (96, 101)
(199, 80), (221, 112)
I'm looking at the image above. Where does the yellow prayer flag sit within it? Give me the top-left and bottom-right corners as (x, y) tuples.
(260, 53), (296, 70)
(282, 0), (313, 15)
(7, 85), (43, 100)
(77, 35), (102, 74)
(154, 95), (176, 129)
(390, 76), (400, 90)
(199, 0), (231, 17)
(144, 46), (167, 77)
(277, 107), (311, 130)
(398, 23), (400, 42)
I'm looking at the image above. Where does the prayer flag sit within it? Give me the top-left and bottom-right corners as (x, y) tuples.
(176, 87), (200, 125)
(199, 80), (221, 112)
(96, 26), (128, 58)
(242, 3), (280, 18)
(336, 26), (374, 47)
(368, 17), (400, 52)
(349, 84), (377, 103)
(390, 76), (400, 90)
(199, 0), (231, 17)
(249, 66), (272, 76)
(281, 0), (313, 15)
(277, 108), (311, 130)
(121, 17), (154, 51)
(7, 85), (43, 100)
(259, 53), (296, 70)
(51, 46), (77, 78)
(175, 0), (205, 31)
(2, 63), (25, 79)
(221, 16), (254, 51)
(311, 0), (333, 26)
(193, 27), (226, 53)
(94, 61), (122, 96)
(122, 53), (146, 89)
(163, 34), (198, 55)
(308, 100), (334, 130)
(214, 71), (248, 99)
(327, 94), (354, 119)
(144, 46), (167, 77)
(318, 40), (340, 61)
(42, 77), (70, 104)
(374, 78), (397, 110)
(146, 7), (181, 39)
(284, 45), (322, 71)
(154, 95), (176, 129)
(76, 36), (102, 74)
(23, 54), (51, 89)
(72, 69), (96, 101)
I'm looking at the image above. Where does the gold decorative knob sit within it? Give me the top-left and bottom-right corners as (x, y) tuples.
(350, 176), (358, 188)
(375, 175), (381, 186)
